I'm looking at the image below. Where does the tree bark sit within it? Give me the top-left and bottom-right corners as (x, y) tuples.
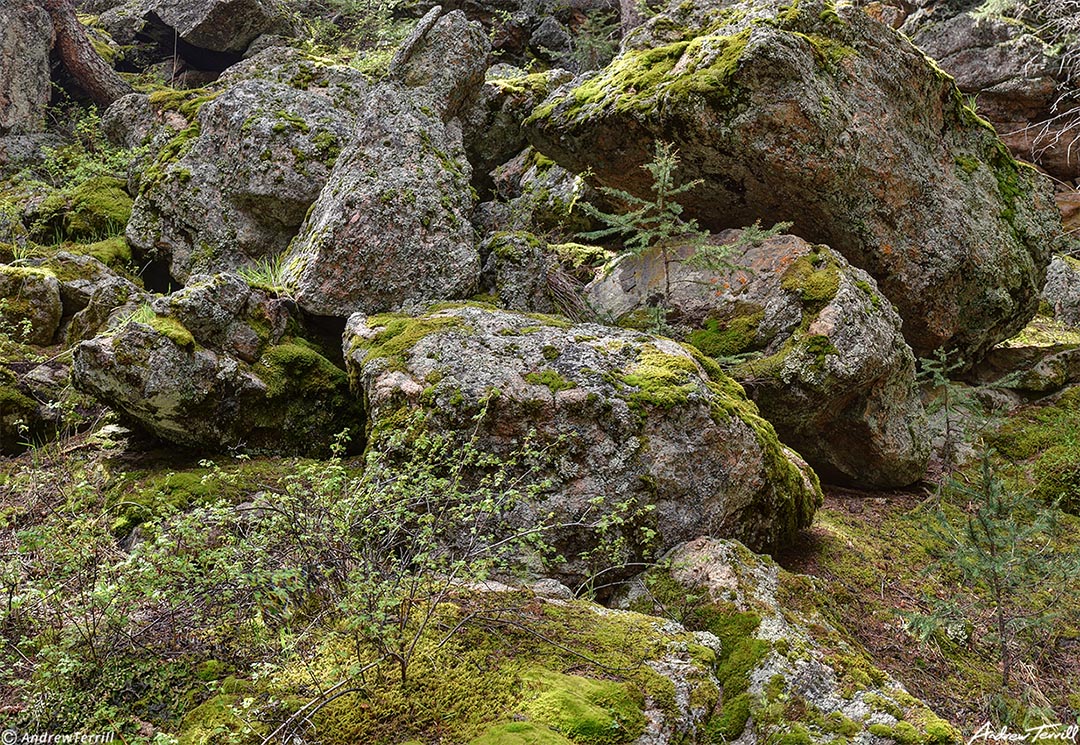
(41, 0), (132, 109)
(619, 0), (644, 36)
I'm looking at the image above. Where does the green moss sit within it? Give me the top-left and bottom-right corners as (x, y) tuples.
(522, 669), (646, 744)
(549, 242), (612, 271)
(854, 279), (880, 308)
(687, 311), (765, 357)
(148, 315), (195, 349)
(353, 313), (466, 372)
(528, 30), (751, 124)
(73, 235), (132, 267)
(780, 247), (840, 308)
(707, 691), (751, 741)
(141, 124), (202, 191)
(525, 369), (577, 394)
(272, 110), (310, 134)
(470, 722), (575, 744)
(311, 130), (341, 163)
(35, 176), (132, 242)
(617, 347), (699, 412)
(255, 343), (347, 399)
(490, 72), (555, 98)
(178, 693), (260, 745)
(148, 87), (221, 122)
(768, 725), (814, 745)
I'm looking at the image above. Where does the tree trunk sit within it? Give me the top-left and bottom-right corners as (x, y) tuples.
(619, 0), (644, 36)
(42, 0), (132, 109)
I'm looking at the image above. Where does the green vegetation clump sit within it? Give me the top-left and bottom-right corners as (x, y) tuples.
(525, 369), (577, 394)
(351, 312), (467, 371)
(148, 314), (195, 349)
(687, 310), (765, 357)
(529, 31), (751, 124)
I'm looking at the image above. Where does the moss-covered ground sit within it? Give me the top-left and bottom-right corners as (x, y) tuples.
(775, 397), (1080, 731)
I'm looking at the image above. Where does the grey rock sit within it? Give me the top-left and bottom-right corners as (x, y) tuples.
(73, 274), (362, 454)
(102, 93), (159, 150)
(344, 304), (822, 585)
(389, 7), (490, 118)
(0, 1), (52, 136)
(126, 79), (357, 283)
(0, 265), (63, 346)
(525, 0), (1062, 363)
(586, 231), (930, 488)
(148, 0), (293, 54)
(65, 276), (148, 346)
(907, 9), (1080, 181)
(1042, 255), (1080, 327)
(0, 134), (66, 179)
(479, 231), (559, 314)
(282, 11), (490, 316)
(461, 67), (571, 193)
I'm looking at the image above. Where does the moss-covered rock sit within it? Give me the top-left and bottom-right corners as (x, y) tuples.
(586, 230), (929, 488)
(525, 0), (1061, 363)
(126, 77), (362, 285)
(344, 304), (821, 584)
(33, 176), (132, 243)
(620, 538), (963, 745)
(0, 263), (62, 345)
(72, 273), (362, 455)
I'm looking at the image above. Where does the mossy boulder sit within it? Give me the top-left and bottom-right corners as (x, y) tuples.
(72, 273), (362, 454)
(587, 230), (929, 487)
(619, 538), (962, 745)
(32, 176), (133, 243)
(344, 304), (821, 583)
(478, 231), (562, 315)
(280, 10), (489, 316)
(126, 78), (359, 284)
(525, 0), (1061, 363)
(0, 264), (63, 346)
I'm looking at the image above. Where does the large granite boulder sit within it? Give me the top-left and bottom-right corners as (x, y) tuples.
(99, 0), (292, 55)
(126, 79), (359, 284)
(525, 0), (1061, 362)
(343, 304), (822, 584)
(0, 1), (52, 136)
(282, 9), (489, 316)
(618, 538), (959, 745)
(73, 274), (362, 454)
(587, 231), (930, 487)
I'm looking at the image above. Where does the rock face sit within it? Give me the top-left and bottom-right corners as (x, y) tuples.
(282, 9), (489, 316)
(102, 0), (292, 55)
(151, 0), (292, 53)
(619, 538), (959, 745)
(478, 231), (560, 314)
(587, 231), (930, 487)
(0, 1), (52, 136)
(1042, 255), (1080, 328)
(126, 79), (359, 284)
(0, 266), (63, 346)
(525, 0), (1061, 362)
(344, 304), (822, 582)
(905, 9), (1080, 181)
(73, 274), (362, 454)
